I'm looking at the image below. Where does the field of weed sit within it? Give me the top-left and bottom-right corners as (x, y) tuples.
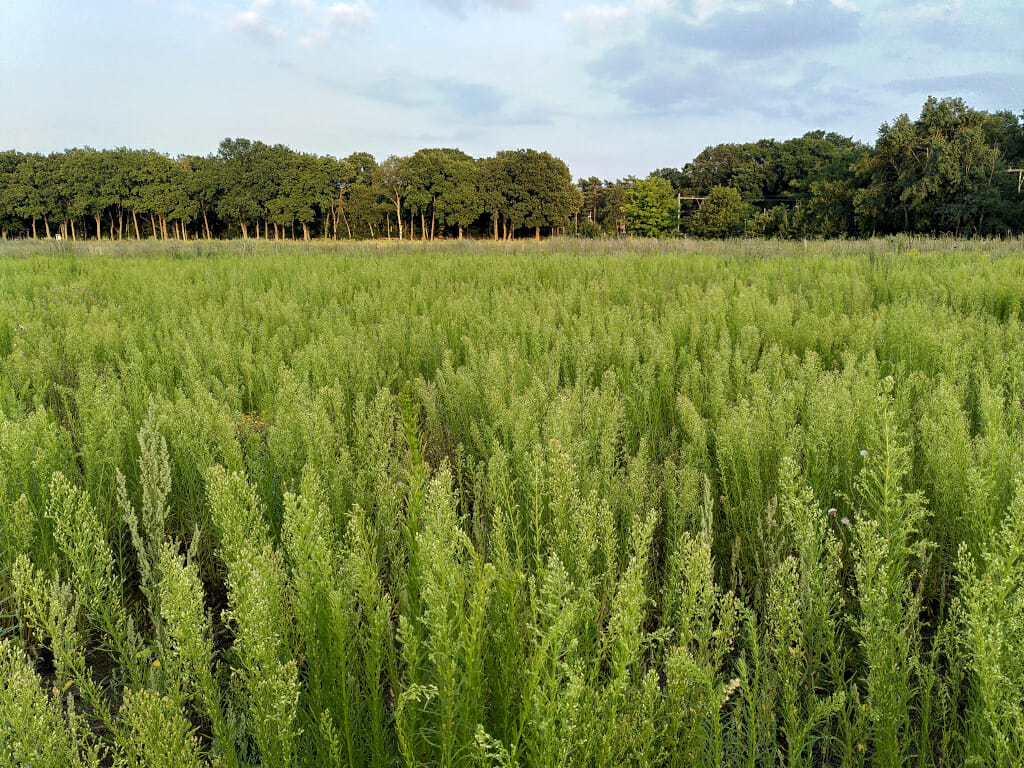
(1, 237), (1023, 767)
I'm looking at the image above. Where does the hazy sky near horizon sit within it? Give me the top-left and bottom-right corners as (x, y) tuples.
(1, 0), (1021, 179)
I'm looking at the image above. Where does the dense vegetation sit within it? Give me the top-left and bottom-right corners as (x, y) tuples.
(2, 238), (1024, 767)
(2, 97), (1022, 242)
(0, 144), (581, 243)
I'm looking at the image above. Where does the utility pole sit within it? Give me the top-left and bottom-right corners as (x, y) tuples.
(678, 196), (707, 233)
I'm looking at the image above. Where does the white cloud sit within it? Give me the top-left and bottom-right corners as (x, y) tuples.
(687, 0), (763, 22)
(564, 0), (670, 33)
(681, 0), (863, 22)
(901, 1), (961, 21)
(564, 5), (631, 33)
(295, 0), (373, 27)
(230, 0), (284, 40)
(876, 0), (965, 27)
(421, 0), (536, 16)
(230, 0), (373, 44)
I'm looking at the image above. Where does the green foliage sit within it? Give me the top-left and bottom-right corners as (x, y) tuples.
(624, 177), (678, 237)
(955, 480), (1024, 767)
(3, 95), (1023, 241)
(113, 687), (209, 768)
(208, 467), (300, 768)
(688, 186), (756, 238)
(856, 97), (1015, 236)
(850, 381), (931, 768)
(2, 238), (1024, 766)
(0, 639), (102, 768)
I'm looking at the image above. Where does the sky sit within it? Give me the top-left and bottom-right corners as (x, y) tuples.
(1, 0), (1022, 179)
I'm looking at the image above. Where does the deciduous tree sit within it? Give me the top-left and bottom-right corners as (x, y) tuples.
(624, 177), (678, 237)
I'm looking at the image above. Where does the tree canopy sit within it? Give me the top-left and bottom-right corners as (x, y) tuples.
(624, 177), (678, 237)
(2, 96), (1022, 241)
(0, 143), (581, 241)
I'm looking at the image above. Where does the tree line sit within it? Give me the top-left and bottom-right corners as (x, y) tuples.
(614, 97), (1024, 239)
(0, 143), (581, 242)
(2, 96), (1022, 241)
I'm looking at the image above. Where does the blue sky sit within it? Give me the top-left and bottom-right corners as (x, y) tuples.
(1, 0), (1021, 179)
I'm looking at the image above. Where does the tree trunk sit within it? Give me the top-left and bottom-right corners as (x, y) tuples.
(70, 219), (77, 241)
(458, 223), (463, 240)
(203, 209), (211, 240)
(44, 215), (51, 239)
(430, 198), (436, 240)
(493, 213), (498, 241)
(302, 222), (310, 241)
(31, 218), (37, 239)
(335, 191), (345, 239)
(535, 225), (541, 241)
(118, 212), (124, 240)
(394, 198), (403, 240)
(420, 211), (426, 241)
(410, 214), (415, 241)
(132, 210), (140, 240)
(161, 216), (168, 240)
(94, 215), (102, 240)
(240, 220), (248, 239)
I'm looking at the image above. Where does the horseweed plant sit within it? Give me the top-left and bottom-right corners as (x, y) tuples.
(1, 239), (1024, 766)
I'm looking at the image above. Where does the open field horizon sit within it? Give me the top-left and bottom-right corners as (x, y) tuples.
(2, 239), (1024, 767)
(3, 231), (1024, 257)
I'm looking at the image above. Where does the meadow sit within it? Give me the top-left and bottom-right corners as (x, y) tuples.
(1, 237), (1023, 767)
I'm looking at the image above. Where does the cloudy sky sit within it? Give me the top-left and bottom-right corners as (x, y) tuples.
(1, 0), (1021, 178)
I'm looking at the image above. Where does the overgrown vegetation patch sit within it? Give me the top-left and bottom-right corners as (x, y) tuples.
(2, 238), (1024, 767)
